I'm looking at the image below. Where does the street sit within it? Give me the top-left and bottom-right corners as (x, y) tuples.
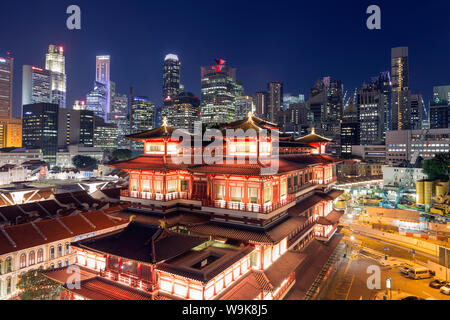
(317, 231), (450, 300)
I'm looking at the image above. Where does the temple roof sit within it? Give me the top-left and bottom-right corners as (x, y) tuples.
(188, 216), (308, 245)
(156, 246), (254, 283)
(110, 154), (340, 175)
(217, 113), (281, 132)
(72, 221), (207, 264)
(295, 128), (332, 144)
(126, 117), (191, 141)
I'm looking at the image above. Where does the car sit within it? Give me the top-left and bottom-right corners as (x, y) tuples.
(429, 279), (448, 289)
(440, 284), (450, 295)
(398, 264), (413, 275)
(401, 296), (425, 300)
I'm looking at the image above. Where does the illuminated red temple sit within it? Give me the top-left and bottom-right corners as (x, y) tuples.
(44, 113), (344, 300)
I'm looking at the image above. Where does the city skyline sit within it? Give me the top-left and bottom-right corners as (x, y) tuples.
(1, 0), (450, 118)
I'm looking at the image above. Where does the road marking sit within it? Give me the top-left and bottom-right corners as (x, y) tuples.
(345, 275), (355, 300)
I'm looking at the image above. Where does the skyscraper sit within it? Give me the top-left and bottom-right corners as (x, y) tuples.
(391, 47), (410, 130)
(130, 95), (155, 153)
(200, 60), (241, 125)
(164, 91), (200, 133)
(0, 53), (13, 118)
(45, 45), (66, 108)
(267, 82), (283, 123)
(58, 109), (94, 148)
(0, 118), (22, 148)
(94, 116), (118, 151)
(408, 94), (424, 130)
(22, 103), (59, 164)
(163, 54), (181, 102)
(340, 99), (360, 158)
(254, 91), (269, 120)
(357, 85), (386, 145)
(235, 96), (254, 120)
(22, 66), (52, 113)
(86, 81), (108, 119)
(96, 55), (111, 120)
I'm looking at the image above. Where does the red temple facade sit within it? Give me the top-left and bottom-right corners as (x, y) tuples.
(44, 114), (344, 300)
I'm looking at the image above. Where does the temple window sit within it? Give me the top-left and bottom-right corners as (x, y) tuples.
(142, 180), (150, 193)
(130, 179), (138, 192)
(154, 181), (162, 194)
(215, 185), (224, 200)
(260, 142), (270, 154)
(122, 259), (138, 276)
(167, 180), (177, 193)
(180, 180), (189, 192)
(287, 177), (292, 189)
(264, 187), (271, 203)
(50, 246), (55, 259)
(293, 175), (298, 187)
(248, 188), (258, 204)
(280, 182), (287, 197)
(0, 259), (3, 275)
(230, 187), (242, 202)
(58, 244), (63, 257)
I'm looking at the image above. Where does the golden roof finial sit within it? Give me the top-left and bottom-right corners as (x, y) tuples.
(248, 110), (254, 120)
(311, 127), (315, 135)
(162, 116), (168, 127)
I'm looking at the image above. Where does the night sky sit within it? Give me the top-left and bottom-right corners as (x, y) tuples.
(1, 0), (450, 118)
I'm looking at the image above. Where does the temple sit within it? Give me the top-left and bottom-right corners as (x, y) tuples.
(44, 113), (344, 300)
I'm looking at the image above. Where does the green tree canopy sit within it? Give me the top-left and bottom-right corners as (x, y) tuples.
(17, 267), (63, 300)
(72, 155), (98, 170)
(112, 149), (132, 161)
(422, 153), (450, 181)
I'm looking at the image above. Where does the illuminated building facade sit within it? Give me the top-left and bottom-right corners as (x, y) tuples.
(200, 61), (243, 125)
(44, 113), (344, 300)
(58, 109), (94, 148)
(45, 45), (66, 108)
(86, 81), (108, 119)
(357, 86), (386, 145)
(22, 66), (52, 112)
(235, 96), (254, 121)
(0, 118), (22, 148)
(22, 103), (59, 164)
(164, 91), (200, 133)
(94, 116), (118, 151)
(391, 47), (410, 130)
(163, 54), (181, 102)
(267, 82), (283, 123)
(254, 91), (269, 120)
(96, 56), (111, 121)
(0, 54), (13, 118)
(130, 96), (155, 153)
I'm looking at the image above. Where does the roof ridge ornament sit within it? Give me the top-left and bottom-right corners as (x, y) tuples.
(311, 127), (315, 135)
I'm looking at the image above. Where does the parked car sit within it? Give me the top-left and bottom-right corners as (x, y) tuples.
(440, 284), (450, 295)
(429, 279), (448, 289)
(401, 296), (424, 300)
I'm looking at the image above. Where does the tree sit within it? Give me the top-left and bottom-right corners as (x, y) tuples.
(422, 153), (450, 181)
(112, 149), (132, 161)
(17, 267), (63, 300)
(72, 155), (98, 170)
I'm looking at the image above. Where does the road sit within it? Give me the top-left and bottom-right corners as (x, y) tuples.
(317, 232), (450, 300)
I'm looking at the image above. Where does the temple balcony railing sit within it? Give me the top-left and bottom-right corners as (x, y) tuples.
(202, 194), (296, 214)
(121, 190), (190, 202)
(100, 269), (155, 292)
(288, 182), (316, 194)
